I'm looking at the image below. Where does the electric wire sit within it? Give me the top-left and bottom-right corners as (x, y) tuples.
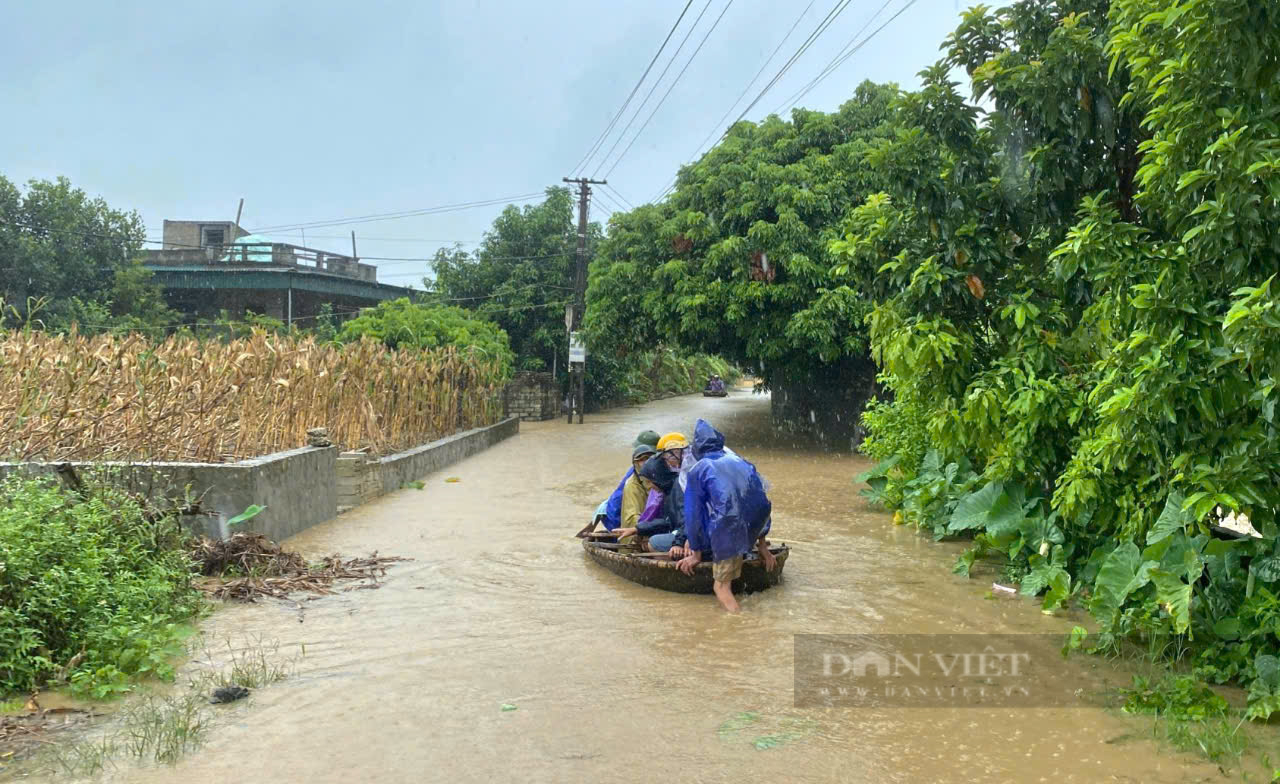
(775, 0), (917, 113)
(593, 187), (627, 215)
(570, 0), (697, 175)
(602, 183), (636, 210)
(590, 0), (717, 179)
(0, 219), (573, 268)
(601, 0), (736, 179)
(685, 0), (817, 166)
(728, 0), (855, 128)
(247, 192), (545, 233)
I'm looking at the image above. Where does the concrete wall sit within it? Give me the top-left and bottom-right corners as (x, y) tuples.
(162, 220), (247, 250)
(0, 447), (335, 542)
(2, 417), (519, 541)
(378, 417), (519, 494)
(503, 371), (558, 421)
(238, 446), (338, 540)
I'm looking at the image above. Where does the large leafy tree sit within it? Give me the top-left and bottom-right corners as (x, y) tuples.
(842, 0), (1280, 713)
(431, 187), (601, 372)
(833, 1), (1144, 487)
(587, 82), (899, 441)
(0, 175), (173, 330)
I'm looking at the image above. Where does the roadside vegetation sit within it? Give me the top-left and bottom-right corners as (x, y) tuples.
(0, 472), (402, 775)
(427, 185), (738, 408)
(846, 0), (1280, 725)
(0, 476), (201, 698)
(0, 329), (507, 463)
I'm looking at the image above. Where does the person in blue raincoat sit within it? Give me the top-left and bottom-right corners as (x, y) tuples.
(677, 419), (776, 612)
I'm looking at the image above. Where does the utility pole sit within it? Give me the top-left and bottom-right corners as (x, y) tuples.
(561, 176), (605, 424)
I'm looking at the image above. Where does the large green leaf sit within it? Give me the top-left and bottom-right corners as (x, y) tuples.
(1146, 490), (1192, 545)
(226, 504), (266, 529)
(1150, 569), (1193, 634)
(948, 482), (1022, 534)
(1203, 538), (1244, 585)
(1251, 555), (1280, 583)
(854, 455), (901, 485)
(1088, 542), (1155, 632)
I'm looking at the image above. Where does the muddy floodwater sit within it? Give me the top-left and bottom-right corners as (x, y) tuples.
(63, 391), (1237, 783)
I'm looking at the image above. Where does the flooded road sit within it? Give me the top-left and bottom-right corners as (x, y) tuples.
(91, 391), (1229, 783)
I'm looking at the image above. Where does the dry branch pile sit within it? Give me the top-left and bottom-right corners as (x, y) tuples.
(191, 532), (412, 602)
(0, 330), (506, 462)
(191, 533), (306, 576)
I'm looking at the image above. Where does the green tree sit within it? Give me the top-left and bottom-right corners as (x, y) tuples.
(838, 0), (1280, 714)
(431, 187), (600, 372)
(0, 175), (174, 331)
(831, 1), (1144, 485)
(337, 298), (514, 374)
(586, 82), (899, 436)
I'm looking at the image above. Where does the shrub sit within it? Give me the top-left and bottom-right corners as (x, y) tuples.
(859, 379), (929, 473)
(0, 476), (202, 696)
(337, 298), (514, 374)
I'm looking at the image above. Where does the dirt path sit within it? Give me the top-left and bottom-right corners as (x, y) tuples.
(75, 392), (1231, 783)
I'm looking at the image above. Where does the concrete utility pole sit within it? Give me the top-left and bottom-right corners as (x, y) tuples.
(561, 176), (605, 424)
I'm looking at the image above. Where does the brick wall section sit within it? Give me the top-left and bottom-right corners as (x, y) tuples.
(503, 371), (557, 421)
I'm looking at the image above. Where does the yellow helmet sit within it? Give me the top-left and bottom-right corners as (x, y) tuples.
(657, 432), (689, 451)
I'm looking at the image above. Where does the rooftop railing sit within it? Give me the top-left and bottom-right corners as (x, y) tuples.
(146, 242), (378, 283)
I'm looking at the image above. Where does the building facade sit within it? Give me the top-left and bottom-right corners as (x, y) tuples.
(145, 219), (418, 325)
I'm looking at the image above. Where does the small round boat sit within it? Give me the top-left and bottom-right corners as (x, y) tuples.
(702, 389), (728, 398)
(582, 539), (788, 594)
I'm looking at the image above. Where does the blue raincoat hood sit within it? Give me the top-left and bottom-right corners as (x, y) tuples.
(692, 419), (725, 459)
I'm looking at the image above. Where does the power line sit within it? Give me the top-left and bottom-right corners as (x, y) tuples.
(685, 0), (818, 165)
(2, 219), (569, 266)
(360, 251), (571, 264)
(591, 0), (717, 179)
(593, 187), (627, 215)
(601, 0), (737, 179)
(729, 0), (855, 128)
(571, 0), (697, 175)
(775, 0), (913, 114)
(602, 183), (636, 210)
(247, 193), (545, 233)
(647, 0), (852, 204)
(250, 233), (483, 244)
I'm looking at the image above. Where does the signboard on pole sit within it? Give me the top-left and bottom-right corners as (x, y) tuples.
(568, 331), (586, 364)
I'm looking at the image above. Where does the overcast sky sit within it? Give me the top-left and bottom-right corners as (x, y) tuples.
(2, 1), (969, 286)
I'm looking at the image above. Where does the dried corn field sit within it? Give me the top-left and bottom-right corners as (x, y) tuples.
(0, 330), (508, 462)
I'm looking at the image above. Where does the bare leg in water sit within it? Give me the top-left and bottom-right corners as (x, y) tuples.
(713, 580), (740, 613)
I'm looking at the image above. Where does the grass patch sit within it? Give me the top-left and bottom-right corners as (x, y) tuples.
(42, 693), (207, 777)
(1117, 673), (1256, 769)
(118, 694), (208, 765)
(29, 636), (300, 777)
(0, 697), (25, 715)
(188, 636), (298, 692)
